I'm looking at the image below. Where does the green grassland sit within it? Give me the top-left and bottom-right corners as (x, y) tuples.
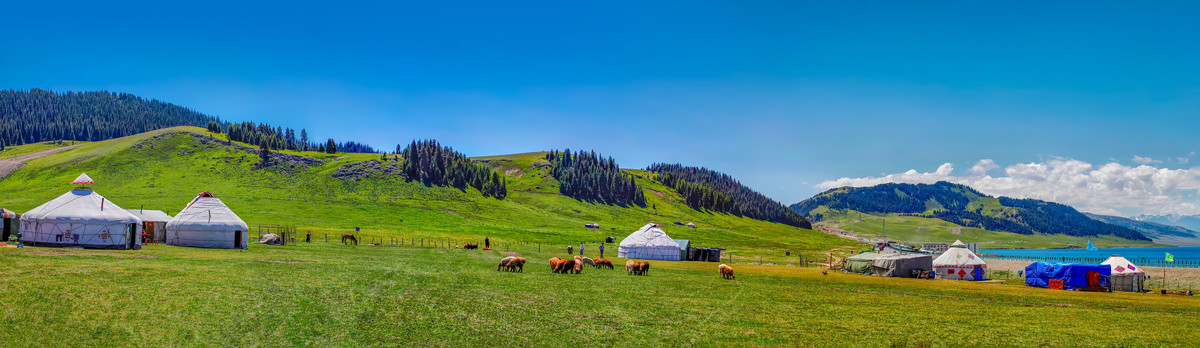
(2, 128), (1199, 346)
(817, 209), (1160, 249)
(0, 140), (83, 160)
(0, 127), (851, 264)
(2, 243), (1199, 346)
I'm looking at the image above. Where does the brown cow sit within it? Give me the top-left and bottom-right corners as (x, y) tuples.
(573, 255), (584, 274)
(626, 260), (637, 275)
(636, 262), (650, 276)
(559, 259), (578, 274)
(549, 257), (563, 273)
(498, 256), (516, 271)
(719, 264), (735, 280)
(510, 257), (526, 272)
(595, 259), (614, 269)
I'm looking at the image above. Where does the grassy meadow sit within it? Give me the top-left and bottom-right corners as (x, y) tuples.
(2, 242), (1200, 346)
(0, 127), (851, 265)
(2, 128), (1199, 346)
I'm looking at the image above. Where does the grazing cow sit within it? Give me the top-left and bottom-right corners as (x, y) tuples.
(636, 262), (650, 276)
(510, 257), (526, 272)
(549, 257), (563, 273)
(581, 257), (596, 268)
(595, 259), (614, 269)
(626, 260), (637, 275)
(341, 234), (358, 245)
(463, 244), (478, 250)
(498, 256), (516, 271)
(559, 259), (578, 274)
(719, 264), (735, 280)
(573, 256), (584, 274)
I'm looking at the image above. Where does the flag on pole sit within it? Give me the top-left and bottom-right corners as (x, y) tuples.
(1086, 240), (1098, 251)
(1165, 252), (1175, 262)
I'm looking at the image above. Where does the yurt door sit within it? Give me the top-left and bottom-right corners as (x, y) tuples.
(234, 231), (243, 249)
(127, 224), (137, 249)
(973, 266), (984, 280)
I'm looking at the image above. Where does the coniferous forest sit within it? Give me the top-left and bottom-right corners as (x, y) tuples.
(214, 121), (376, 154)
(0, 89), (376, 153)
(648, 163), (812, 229)
(545, 149), (646, 206)
(401, 140), (507, 199)
(0, 89), (215, 147)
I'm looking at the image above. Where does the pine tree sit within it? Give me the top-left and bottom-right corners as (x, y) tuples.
(259, 141), (271, 165)
(326, 139), (337, 154)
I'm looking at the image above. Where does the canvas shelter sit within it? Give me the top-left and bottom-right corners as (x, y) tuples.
(126, 209), (172, 242)
(618, 223), (681, 260)
(1025, 262), (1111, 290)
(165, 192), (249, 249)
(673, 239), (692, 260)
(19, 174), (142, 249)
(871, 254), (933, 277)
(844, 252), (884, 274)
(932, 240), (988, 281)
(2, 208), (19, 242)
(1102, 255), (1145, 292)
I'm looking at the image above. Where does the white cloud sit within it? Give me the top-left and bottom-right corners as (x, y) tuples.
(1178, 151), (1196, 164)
(968, 159), (999, 175)
(817, 158), (1200, 216)
(1133, 155), (1162, 164)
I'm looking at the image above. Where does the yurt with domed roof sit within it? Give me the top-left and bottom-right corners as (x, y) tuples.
(618, 223), (681, 261)
(932, 240), (988, 281)
(165, 192), (249, 249)
(19, 174), (143, 249)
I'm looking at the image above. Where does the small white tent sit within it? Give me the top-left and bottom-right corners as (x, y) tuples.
(618, 223), (681, 261)
(932, 240), (988, 280)
(1102, 255), (1145, 292)
(165, 192), (249, 249)
(19, 174), (142, 249)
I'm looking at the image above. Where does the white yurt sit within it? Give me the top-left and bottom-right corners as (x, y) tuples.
(618, 223), (681, 261)
(932, 240), (988, 280)
(1102, 255), (1145, 292)
(165, 192), (249, 249)
(19, 174), (143, 249)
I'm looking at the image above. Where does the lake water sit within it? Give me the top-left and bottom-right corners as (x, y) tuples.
(982, 246), (1200, 264)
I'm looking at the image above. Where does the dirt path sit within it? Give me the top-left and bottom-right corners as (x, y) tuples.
(0, 145), (80, 178)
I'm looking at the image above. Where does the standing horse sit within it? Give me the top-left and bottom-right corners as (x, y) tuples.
(341, 234), (358, 245)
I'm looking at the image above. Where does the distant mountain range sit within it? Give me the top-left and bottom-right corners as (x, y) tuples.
(790, 181), (1150, 242)
(1134, 214), (1200, 234)
(1084, 213), (1200, 246)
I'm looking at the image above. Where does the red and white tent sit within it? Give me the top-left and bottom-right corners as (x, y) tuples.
(1102, 255), (1145, 292)
(71, 173), (95, 185)
(932, 240), (988, 280)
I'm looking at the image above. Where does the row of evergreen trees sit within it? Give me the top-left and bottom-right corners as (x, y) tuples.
(647, 164), (811, 228)
(545, 149), (646, 206)
(0, 89), (216, 147)
(400, 140), (507, 199)
(213, 121), (376, 154)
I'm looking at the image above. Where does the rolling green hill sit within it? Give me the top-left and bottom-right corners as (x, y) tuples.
(792, 181), (1153, 246)
(0, 127), (852, 262)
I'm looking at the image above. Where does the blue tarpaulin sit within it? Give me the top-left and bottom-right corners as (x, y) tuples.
(1025, 261), (1111, 290)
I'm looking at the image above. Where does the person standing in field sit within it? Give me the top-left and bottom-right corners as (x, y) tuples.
(305, 231), (311, 243)
(599, 243), (605, 258)
(485, 237), (490, 249)
(567, 245), (573, 255)
(580, 243), (585, 256)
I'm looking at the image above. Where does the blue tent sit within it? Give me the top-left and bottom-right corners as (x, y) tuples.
(1025, 261), (1111, 290)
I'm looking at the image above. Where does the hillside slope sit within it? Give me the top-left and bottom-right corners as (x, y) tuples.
(1086, 213), (1200, 246)
(791, 181), (1150, 243)
(1136, 214), (1200, 233)
(0, 127), (852, 261)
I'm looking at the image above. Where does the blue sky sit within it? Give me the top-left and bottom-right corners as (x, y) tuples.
(3, 1), (1199, 212)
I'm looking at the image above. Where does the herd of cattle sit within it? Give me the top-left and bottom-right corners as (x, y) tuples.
(495, 255), (735, 279)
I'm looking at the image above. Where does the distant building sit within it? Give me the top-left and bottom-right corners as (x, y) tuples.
(922, 243), (948, 253)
